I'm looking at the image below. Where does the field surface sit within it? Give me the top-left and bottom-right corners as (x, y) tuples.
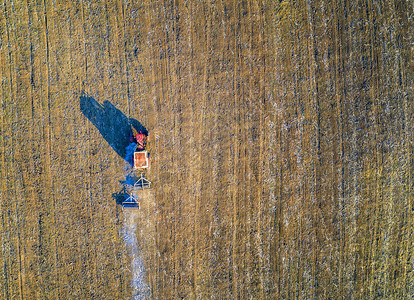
(1, 0), (413, 299)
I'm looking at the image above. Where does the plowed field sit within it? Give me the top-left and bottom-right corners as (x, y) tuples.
(1, 0), (413, 299)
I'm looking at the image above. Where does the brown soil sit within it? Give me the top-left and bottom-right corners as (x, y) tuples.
(0, 0), (413, 299)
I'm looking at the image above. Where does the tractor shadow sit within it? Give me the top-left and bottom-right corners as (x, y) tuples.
(112, 173), (140, 205)
(112, 188), (129, 205)
(80, 92), (148, 159)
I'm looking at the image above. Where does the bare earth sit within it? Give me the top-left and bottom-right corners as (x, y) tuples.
(0, 0), (413, 299)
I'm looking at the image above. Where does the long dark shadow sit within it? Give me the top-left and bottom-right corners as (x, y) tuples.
(80, 92), (147, 159)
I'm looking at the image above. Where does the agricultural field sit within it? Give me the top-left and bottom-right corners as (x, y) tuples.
(0, 0), (413, 299)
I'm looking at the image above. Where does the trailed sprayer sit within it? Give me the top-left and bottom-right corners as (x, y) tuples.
(122, 124), (152, 209)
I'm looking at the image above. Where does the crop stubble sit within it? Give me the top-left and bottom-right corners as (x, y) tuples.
(0, 0), (413, 299)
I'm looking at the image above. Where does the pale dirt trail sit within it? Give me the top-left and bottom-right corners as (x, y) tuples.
(122, 208), (151, 300)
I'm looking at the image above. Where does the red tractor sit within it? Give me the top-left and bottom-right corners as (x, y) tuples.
(122, 125), (151, 209)
(130, 125), (150, 169)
